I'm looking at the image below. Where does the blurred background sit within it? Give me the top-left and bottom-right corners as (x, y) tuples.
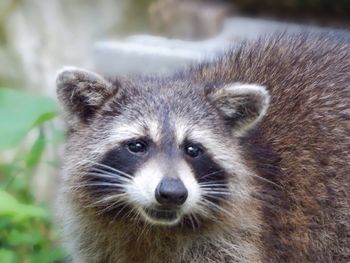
(0, 0), (349, 262)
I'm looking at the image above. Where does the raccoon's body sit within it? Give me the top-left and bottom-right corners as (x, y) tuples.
(56, 33), (350, 263)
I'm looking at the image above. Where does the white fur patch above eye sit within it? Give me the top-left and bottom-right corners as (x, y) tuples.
(144, 119), (162, 143)
(108, 122), (146, 145)
(107, 119), (161, 147)
(173, 118), (192, 144)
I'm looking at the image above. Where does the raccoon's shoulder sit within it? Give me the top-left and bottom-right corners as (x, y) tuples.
(190, 32), (350, 89)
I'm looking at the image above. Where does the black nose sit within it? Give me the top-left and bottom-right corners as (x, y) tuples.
(155, 178), (188, 206)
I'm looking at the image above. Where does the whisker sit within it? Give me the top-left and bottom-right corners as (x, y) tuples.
(202, 194), (232, 204)
(90, 168), (133, 183)
(90, 167), (122, 177)
(95, 201), (125, 215)
(87, 193), (128, 208)
(86, 170), (119, 179)
(187, 214), (196, 231)
(195, 200), (210, 214)
(249, 192), (278, 208)
(199, 199), (233, 218)
(191, 213), (200, 227)
(248, 173), (283, 189)
(134, 208), (145, 228)
(199, 170), (225, 180)
(200, 179), (226, 183)
(86, 171), (131, 183)
(194, 203), (218, 220)
(111, 204), (130, 223)
(86, 161), (134, 180)
(69, 182), (126, 191)
(137, 217), (150, 242)
(201, 188), (232, 193)
(88, 199), (129, 217)
(199, 184), (227, 189)
(202, 191), (232, 196)
(199, 182), (227, 185)
(124, 206), (140, 223)
(100, 196), (129, 212)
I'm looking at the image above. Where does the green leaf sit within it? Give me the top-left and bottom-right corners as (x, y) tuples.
(7, 228), (42, 246)
(0, 217), (11, 229)
(0, 163), (21, 178)
(33, 112), (58, 127)
(32, 248), (66, 263)
(25, 131), (46, 168)
(0, 88), (58, 149)
(0, 249), (15, 263)
(0, 190), (47, 220)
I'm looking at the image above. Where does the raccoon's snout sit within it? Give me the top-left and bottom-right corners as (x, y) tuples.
(155, 177), (188, 206)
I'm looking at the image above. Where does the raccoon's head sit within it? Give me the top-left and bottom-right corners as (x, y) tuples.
(57, 67), (269, 228)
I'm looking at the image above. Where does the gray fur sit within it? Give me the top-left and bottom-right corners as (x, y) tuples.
(56, 32), (350, 262)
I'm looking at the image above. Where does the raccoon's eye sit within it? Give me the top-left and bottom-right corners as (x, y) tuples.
(127, 140), (148, 154)
(184, 144), (203, 158)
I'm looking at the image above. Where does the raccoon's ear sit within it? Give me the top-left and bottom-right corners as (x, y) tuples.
(207, 83), (270, 136)
(56, 67), (115, 125)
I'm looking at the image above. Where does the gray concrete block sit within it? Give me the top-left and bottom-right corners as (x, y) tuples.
(93, 17), (332, 76)
(94, 35), (230, 76)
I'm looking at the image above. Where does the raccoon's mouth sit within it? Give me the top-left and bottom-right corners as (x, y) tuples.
(141, 207), (181, 225)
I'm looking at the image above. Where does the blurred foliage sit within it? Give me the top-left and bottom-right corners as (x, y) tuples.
(0, 89), (58, 149)
(0, 88), (65, 263)
(0, 0), (24, 89)
(118, 0), (155, 35)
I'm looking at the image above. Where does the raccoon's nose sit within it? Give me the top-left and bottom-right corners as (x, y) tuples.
(155, 178), (188, 206)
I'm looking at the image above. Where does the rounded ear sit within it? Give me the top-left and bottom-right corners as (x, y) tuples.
(56, 67), (115, 126)
(207, 83), (270, 136)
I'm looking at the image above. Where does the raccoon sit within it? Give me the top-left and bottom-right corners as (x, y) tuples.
(56, 33), (350, 263)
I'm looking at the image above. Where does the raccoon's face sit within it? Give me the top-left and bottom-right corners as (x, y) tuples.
(57, 68), (269, 227)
